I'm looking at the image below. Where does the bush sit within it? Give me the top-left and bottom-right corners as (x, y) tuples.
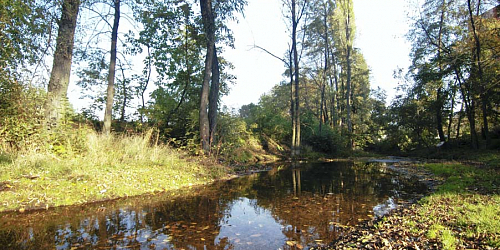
(302, 127), (345, 156)
(0, 82), (91, 157)
(0, 82), (46, 152)
(214, 111), (278, 163)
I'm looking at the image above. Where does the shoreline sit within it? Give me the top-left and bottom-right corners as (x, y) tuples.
(315, 161), (499, 249)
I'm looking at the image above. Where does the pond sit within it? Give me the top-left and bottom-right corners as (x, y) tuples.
(0, 161), (428, 249)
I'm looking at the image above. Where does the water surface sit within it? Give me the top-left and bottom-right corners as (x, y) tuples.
(0, 161), (427, 249)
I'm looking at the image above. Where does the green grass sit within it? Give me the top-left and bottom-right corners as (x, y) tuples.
(407, 162), (500, 248)
(427, 224), (456, 250)
(0, 130), (229, 212)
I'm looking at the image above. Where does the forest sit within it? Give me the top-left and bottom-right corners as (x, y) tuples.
(1, 0), (499, 160)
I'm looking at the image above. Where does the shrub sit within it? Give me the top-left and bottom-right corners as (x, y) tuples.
(302, 127), (345, 156)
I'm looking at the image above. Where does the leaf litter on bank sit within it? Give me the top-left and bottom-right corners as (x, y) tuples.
(312, 161), (500, 250)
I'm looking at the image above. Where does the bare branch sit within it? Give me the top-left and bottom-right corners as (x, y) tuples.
(250, 44), (290, 66)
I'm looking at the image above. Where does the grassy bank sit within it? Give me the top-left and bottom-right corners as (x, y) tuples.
(411, 163), (500, 248)
(0, 130), (230, 212)
(327, 161), (500, 249)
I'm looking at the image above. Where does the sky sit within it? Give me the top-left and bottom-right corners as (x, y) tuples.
(222, 0), (413, 109)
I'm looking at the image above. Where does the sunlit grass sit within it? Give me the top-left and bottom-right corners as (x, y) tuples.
(427, 224), (456, 250)
(0, 130), (229, 212)
(408, 163), (500, 248)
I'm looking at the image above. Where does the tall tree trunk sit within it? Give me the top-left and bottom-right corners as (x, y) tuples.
(456, 103), (463, 139)
(290, 50), (296, 156)
(345, 33), (353, 148)
(199, 0), (215, 153)
(455, 66), (479, 148)
(319, 5), (329, 135)
(330, 53), (339, 128)
(436, 87), (446, 141)
(319, 82), (325, 134)
(447, 85), (457, 141)
(291, 0), (301, 157)
(103, 0), (120, 134)
(45, 0), (80, 125)
(209, 45), (220, 147)
(467, 0), (489, 146)
(436, 2), (446, 142)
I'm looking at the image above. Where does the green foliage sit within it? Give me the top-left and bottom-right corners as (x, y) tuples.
(427, 224), (457, 250)
(0, 80), (92, 158)
(0, 83), (46, 152)
(215, 111), (277, 163)
(240, 84), (291, 143)
(0, 0), (50, 74)
(301, 113), (345, 155)
(386, 1), (500, 152)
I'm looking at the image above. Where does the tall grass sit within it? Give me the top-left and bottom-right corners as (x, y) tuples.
(0, 129), (229, 212)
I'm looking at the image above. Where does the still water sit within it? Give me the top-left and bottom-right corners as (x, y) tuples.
(0, 161), (427, 249)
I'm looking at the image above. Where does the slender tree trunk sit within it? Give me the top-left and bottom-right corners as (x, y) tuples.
(209, 45), (220, 147)
(436, 87), (446, 141)
(456, 103), (463, 139)
(319, 5), (329, 135)
(292, 0), (301, 157)
(119, 64), (127, 121)
(436, 3), (446, 142)
(45, 0), (80, 125)
(455, 66), (478, 148)
(103, 0), (120, 134)
(447, 85), (457, 141)
(140, 45), (152, 124)
(290, 50), (296, 156)
(345, 35), (352, 148)
(199, 0), (215, 153)
(330, 54), (339, 128)
(467, 0), (489, 146)
(319, 82), (325, 134)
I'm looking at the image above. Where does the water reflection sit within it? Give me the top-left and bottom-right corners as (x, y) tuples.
(0, 161), (427, 249)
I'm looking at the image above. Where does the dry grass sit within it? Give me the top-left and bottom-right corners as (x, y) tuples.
(0, 129), (229, 212)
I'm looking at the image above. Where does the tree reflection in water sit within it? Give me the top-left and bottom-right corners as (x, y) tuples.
(0, 161), (427, 249)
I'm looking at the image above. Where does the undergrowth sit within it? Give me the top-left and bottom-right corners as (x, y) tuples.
(0, 129), (229, 212)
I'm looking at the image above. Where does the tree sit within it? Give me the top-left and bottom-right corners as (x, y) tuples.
(332, 0), (355, 148)
(0, 0), (52, 86)
(400, 0), (499, 150)
(199, 0), (216, 153)
(45, 0), (80, 125)
(199, 0), (246, 153)
(103, 0), (121, 134)
(467, 0), (491, 146)
(131, 1), (202, 131)
(283, 0), (308, 157)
